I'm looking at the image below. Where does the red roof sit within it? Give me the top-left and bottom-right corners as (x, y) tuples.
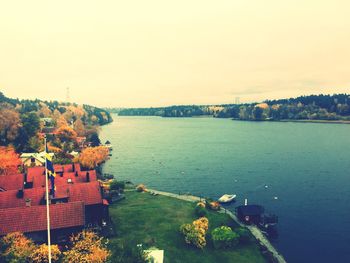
(27, 166), (45, 183)
(67, 181), (102, 205)
(0, 174), (24, 191)
(27, 164), (97, 188)
(0, 181), (102, 209)
(0, 188), (45, 209)
(0, 202), (85, 235)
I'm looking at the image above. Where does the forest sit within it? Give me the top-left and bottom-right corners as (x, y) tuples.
(0, 91), (112, 153)
(114, 94), (350, 121)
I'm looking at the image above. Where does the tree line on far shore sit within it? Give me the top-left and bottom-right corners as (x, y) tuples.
(111, 94), (350, 121)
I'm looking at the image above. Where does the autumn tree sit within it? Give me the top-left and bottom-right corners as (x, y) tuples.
(38, 103), (52, 118)
(29, 244), (61, 263)
(74, 118), (86, 136)
(56, 125), (77, 143)
(0, 146), (21, 175)
(56, 115), (68, 128)
(0, 105), (20, 145)
(63, 230), (110, 263)
(0, 232), (35, 263)
(52, 109), (62, 122)
(79, 146), (109, 169)
(55, 125), (78, 152)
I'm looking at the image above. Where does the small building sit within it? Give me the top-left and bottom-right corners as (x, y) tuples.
(20, 152), (54, 167)
(104, 140), (113, 150)
(236, 205), (265, 225)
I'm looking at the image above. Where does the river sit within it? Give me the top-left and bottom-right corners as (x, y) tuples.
(100, 115), (350, 263)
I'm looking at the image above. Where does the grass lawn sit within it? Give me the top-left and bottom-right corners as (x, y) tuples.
(108, 191), (267, 263)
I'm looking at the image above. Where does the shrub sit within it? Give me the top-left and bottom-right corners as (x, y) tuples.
(136, 184), (146, 192)
(195, 205), (207, 217)
(0, 232), (35, 262)
(180, 217), (209, 249)
(63, 230), (110, 263)
(211, 226), (240, 249)
(110, 180), (125, 191)
(103, 173), (114, 180)
(236, 227), (252, 244)
(209, 201), (220, 211)
(29, 244), (61, 263)
(196, 201), (205, 208)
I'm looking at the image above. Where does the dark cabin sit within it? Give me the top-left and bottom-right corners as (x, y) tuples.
(236, 205), (264, 225)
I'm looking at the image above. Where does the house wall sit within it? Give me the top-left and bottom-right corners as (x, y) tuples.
(85, 204), (105, 225)
(26, 226), (84, 243)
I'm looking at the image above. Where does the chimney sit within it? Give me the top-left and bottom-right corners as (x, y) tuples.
(86, 172), (90, 182)
(16, 189), (24, 198)
(72, 163), (75, 172)
(75, 171), (78, 177)
(25, 198), (31, 207)
(244, 199), (248, 206)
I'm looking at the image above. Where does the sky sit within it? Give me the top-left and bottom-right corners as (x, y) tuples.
(0, 0), (349, 107)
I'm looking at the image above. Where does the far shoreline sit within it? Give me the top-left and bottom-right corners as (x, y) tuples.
(232, 118), (350, 124)
(116, 114), (350, 124)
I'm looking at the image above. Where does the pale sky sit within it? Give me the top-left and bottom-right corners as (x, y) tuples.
(0, 0), (349, 107)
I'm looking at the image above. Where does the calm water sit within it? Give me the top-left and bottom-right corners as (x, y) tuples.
(100, 116), (350, 263)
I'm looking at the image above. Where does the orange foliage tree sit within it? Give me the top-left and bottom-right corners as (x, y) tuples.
(0, 106), (20, 142)
(0, 232), (35, 262)
(63, 230), (110, 263)
(79, 146), (109, 169)
(56, 125), (77, 142)
(0, 146), (21, 175)
(180, 217), (209, 249)
(74, 118), (86, 136)
(56, 115), (68, 128)
(29, 244), (61, 263)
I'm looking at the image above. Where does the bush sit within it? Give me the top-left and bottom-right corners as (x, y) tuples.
(211, 226), (240, 249)
(0, 232), (35, 263)
(180, 217), (209, 249)
(236, 227), (252, 244)
(195, 205), (207, 217)
(209, 201), (220, 211)
(196, 201), (205, 208)
(136, 184), (146, 192)
(110, 180), (125, 191)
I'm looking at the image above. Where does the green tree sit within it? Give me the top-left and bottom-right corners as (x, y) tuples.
(211, 226), (240, 249)
(253, 106), (264, 120)
(21, 112), (40, 138)
(110, 180), (125, 191)
(89, 132), (101, 147)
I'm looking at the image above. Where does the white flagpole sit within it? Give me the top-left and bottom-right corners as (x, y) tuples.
(44, 135), (52, 263)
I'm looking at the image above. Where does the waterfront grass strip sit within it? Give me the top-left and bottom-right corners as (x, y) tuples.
(108, 191), (267, 263)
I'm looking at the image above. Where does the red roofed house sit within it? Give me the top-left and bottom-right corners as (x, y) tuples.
(0, 174), (24, 192)
(0, 163), (109, 242)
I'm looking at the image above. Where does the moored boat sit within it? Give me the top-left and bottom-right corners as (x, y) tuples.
(218, 194), (236, 203)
